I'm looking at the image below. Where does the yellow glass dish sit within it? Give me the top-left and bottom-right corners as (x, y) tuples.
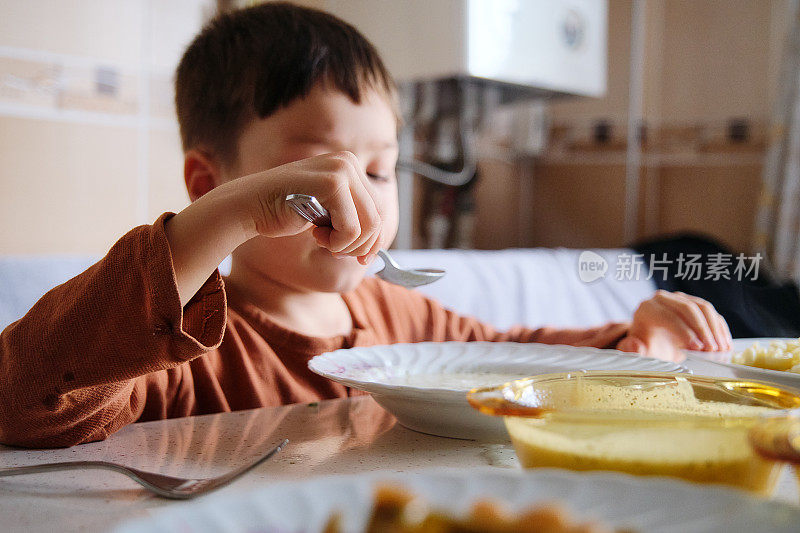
(467, 371), (800, 495)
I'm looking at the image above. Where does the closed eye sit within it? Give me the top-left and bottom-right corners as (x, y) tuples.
(367, 172), (390, 182)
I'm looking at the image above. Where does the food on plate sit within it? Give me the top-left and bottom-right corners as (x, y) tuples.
(731, 339), (800, 372)
(469, 373), (797, 494)
(505, 378), (778, 493)
(323, 485), (631, 533)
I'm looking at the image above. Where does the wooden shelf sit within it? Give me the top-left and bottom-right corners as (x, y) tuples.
(537, 150), (764, 168)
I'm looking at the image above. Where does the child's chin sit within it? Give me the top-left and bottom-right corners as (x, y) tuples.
(309, 258), (368, 292)
(311, 276), (365, 294)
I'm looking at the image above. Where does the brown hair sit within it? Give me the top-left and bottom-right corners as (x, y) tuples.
(175, 1), (396, 164)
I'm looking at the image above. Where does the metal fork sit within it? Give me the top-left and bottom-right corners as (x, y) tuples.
(0, 438), (288, 500)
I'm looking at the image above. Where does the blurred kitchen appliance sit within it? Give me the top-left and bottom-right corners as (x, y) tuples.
(322, 0), (607, 98)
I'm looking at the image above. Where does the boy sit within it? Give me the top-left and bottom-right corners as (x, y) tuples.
(0, 2), (730, 448)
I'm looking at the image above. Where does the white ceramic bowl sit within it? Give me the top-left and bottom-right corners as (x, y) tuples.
(309, 342), (687, 439)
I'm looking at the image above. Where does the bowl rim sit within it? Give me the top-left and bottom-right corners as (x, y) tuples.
(467, 370), (800, 421)
(308, 342), (689, 400)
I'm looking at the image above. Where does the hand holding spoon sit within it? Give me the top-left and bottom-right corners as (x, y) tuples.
(285, 194), (445, 288)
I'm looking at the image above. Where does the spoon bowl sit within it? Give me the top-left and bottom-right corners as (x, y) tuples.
(374, 249), (445, 287)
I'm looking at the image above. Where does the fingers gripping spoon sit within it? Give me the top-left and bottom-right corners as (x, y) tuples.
(285, 194), (445, 288)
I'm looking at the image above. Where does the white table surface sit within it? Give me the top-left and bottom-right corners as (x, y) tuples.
(0, 357), (797, 533)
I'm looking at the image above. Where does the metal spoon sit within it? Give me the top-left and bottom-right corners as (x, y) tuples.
(286, 194), (445, 288)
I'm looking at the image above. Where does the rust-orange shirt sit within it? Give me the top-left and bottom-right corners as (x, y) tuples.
(0, 215), (629, 447)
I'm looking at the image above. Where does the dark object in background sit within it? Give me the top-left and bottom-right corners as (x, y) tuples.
(728, 117), (750, 143)
(633, 234), (800, 339)
(637, 121), (647, 144)
(593, 119), (612, 143)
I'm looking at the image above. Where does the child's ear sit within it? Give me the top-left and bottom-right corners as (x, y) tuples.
(184, 149), (222, 202)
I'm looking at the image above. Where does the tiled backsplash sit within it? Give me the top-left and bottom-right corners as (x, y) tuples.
(0, 47), (175, 124)
(0, 0), (209, 254)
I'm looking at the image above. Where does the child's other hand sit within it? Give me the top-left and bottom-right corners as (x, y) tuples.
(243, 151), (385, 263)
(616, 290), (732, 362)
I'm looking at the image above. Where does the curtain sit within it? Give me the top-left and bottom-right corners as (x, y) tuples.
(754, 2), (800, 281)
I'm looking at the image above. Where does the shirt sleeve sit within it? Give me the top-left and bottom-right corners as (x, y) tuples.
(0, 213), (227, 448)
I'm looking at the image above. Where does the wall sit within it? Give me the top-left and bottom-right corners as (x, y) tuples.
(0, 0), (210, 254)
(473, 0), (792, 253)
(1, 0), (792, 255)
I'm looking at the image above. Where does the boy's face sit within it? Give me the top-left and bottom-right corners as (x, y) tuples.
(221, 84), (399, 293)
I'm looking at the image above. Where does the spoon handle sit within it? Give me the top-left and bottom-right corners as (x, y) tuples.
(286, 194), (332, 228)
(376, 249), (400, 269)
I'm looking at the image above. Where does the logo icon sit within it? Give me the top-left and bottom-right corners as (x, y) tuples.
(578, 251), (608, 283)
(562, 9), (586, 50)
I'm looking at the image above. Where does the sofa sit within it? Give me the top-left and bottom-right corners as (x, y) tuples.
(0, 249), (656, 332)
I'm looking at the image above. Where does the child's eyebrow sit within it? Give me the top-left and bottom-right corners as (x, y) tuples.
(287, 135), (398, 151)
